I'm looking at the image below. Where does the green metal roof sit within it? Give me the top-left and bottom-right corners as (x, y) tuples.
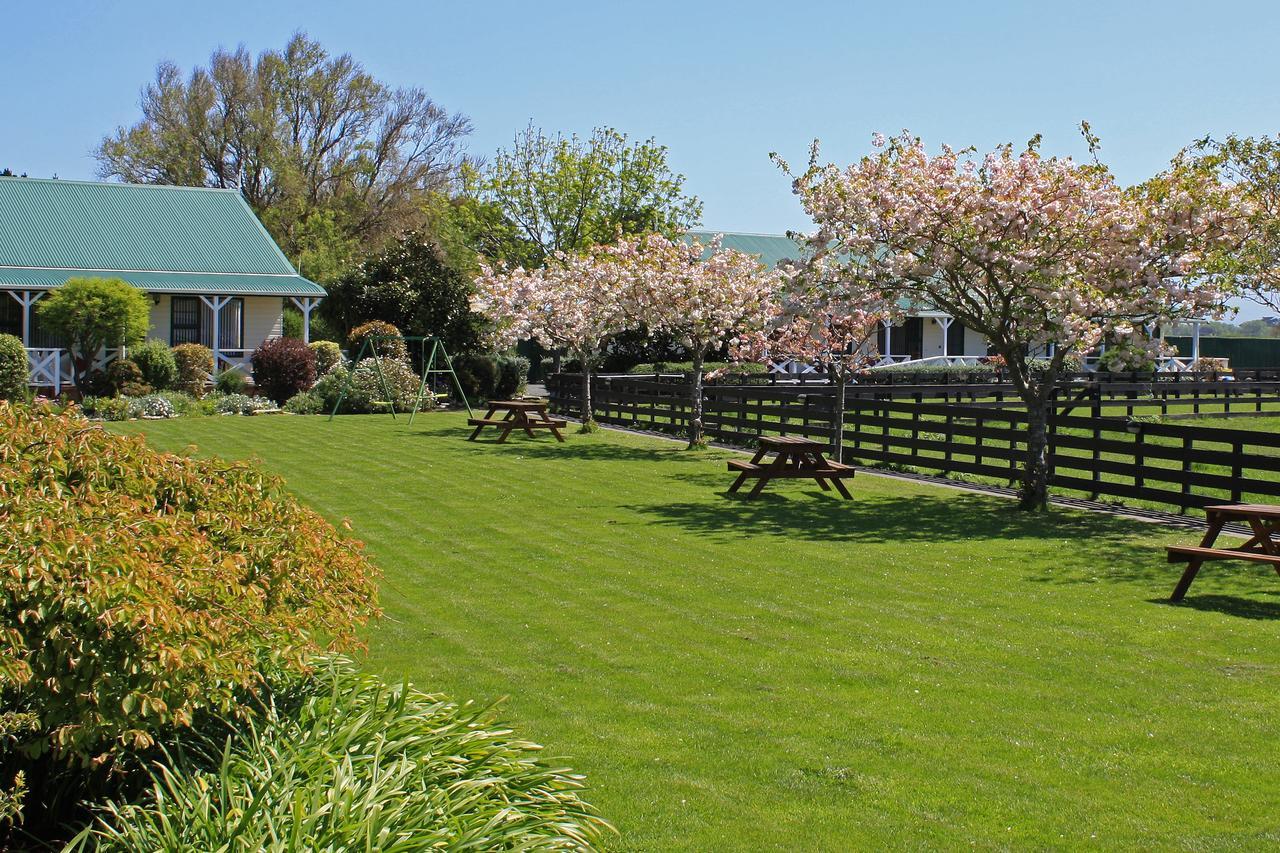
(0, 177), (323, 296)
(685, 230), (803, 269)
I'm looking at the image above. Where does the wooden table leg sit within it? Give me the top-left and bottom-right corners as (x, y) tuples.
(468, 405), (500, 440)
(747, 452), (789, 498)
(517, 411), (538, 439)
(1171, 512), (1226, 601)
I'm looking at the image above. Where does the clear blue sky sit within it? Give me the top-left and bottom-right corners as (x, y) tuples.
(4, 0), (1279, 312)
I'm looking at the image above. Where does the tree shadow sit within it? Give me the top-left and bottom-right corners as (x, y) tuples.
(1151, 594), (1280, 620)
(627, 490), (1152, 546)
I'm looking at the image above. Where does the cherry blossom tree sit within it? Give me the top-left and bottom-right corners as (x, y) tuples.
(472, 239), (650, 431)
(778, 131), (1247, 509)
(641, 234), (780, 448)
(733, 274), (899, 458)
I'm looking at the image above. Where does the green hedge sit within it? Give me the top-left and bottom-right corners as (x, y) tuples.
(627, 361), (768, 375)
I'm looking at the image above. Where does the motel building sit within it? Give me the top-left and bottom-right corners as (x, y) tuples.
(0, 177), (324, 394)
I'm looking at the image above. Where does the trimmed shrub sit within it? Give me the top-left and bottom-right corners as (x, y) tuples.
(155, 391), (206, 417)
(172, 344), (214, 396)
(129, 340), (178, 391)
(251, 338), (317, 404)
(0, 335), (27, 402)
(80, 396), (132, 421)
(347, 320), (407, 363)
(76, 659), (611, 851)
(215, 394), (277, 416)
(214, 369), (247, 395)
(627, 360), (769, 376)
(309, 340), (343, 376)
(0, 335), (26, 390)
(0, 405), (379, 830)
(454, 354), (499, 401)
(283, 391), (324, 415)
(105, 358), (149, 397)
(495, 355), (530, 399)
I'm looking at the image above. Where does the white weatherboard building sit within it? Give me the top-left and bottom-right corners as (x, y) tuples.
(688, 230), (990, 366)
(0, 177), (325, 393)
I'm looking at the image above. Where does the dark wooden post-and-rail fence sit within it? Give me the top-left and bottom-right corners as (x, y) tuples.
(546, 372), (1280, 512)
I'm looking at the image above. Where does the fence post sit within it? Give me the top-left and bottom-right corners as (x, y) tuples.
(1180, 435), (1193, 514)
(974, 414), (984, 469)
(1090, 417), (1101, 501)
(911, 392), (921, 460)
(1133, 427), (1145, 492)
(1231, 441), (1243, 503)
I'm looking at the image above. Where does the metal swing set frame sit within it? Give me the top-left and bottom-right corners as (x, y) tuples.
(326, 334), (473, 424)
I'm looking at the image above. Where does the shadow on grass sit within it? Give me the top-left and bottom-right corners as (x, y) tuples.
(627, 490), (1152, 546)
(1151, 594), (1280, 620)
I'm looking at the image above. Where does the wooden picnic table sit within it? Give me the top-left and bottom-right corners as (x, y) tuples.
(467, 399), (567, 443)
(1167, 503), (1280, 600)
(727, 435), (856, 499)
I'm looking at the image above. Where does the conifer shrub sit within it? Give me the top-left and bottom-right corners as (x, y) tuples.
(129, 340), (178, 391)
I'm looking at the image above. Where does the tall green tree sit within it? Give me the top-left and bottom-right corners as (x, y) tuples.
(479, 124), (703, 264)
(323, 232), (484, 356)
(95, 32), (471, 281)
(1186, 134), (1280, 309)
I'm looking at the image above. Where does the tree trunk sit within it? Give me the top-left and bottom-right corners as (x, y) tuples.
(579, 357), (596, 431)
(688, 349), (706, 448)
(1020, 393), (1051, 510)
(831, 365), (846, 462)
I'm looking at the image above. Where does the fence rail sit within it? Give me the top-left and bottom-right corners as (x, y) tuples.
(547, 373), (1280, 512)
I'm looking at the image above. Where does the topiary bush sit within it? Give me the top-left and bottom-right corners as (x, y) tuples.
(214, 369), (247, 395)
(347, 320), (408, 363)
(172, 344), (214, 396)
(251, 338), (317, 404)
(129, 340), (178, 391)
(0, 404), (380, 830)
(105, 358), (150, 397)
(494, 355), (530, 399)
(75, 659), (611, 851)
(308, 340), (343, 376)
(283, 391), (324, 415)
(454, 354), (499, 401)
(0, 334), (27, 402)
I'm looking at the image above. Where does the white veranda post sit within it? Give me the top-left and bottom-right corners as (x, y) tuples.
(881, 320), (893, 362)
(198, 295), (235, 376)
(290, 296), (321, 344)
(936, 315), (953, 356)
(9, 289), (43, 344)
(1192, 321), (1202, 362)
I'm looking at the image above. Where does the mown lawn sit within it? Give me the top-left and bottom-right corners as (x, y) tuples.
(114, 413), (1280, 850)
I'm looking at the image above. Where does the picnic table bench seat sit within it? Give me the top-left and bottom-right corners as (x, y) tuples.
(726, 458), (856, 478)
(467, 400), (566, 443)
(726, 435), (855, 499)
(1167, 504), (1280, 600)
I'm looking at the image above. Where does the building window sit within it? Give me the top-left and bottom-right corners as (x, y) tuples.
(171, 296), (202, 345)
(171, 296), (244, 349)
(0, 293), (20, 340)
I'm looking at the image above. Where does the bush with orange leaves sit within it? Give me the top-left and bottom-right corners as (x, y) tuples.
(0, 403), (380, 777)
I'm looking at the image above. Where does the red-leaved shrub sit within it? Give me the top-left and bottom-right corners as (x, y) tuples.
(251, 337), (317, 404)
